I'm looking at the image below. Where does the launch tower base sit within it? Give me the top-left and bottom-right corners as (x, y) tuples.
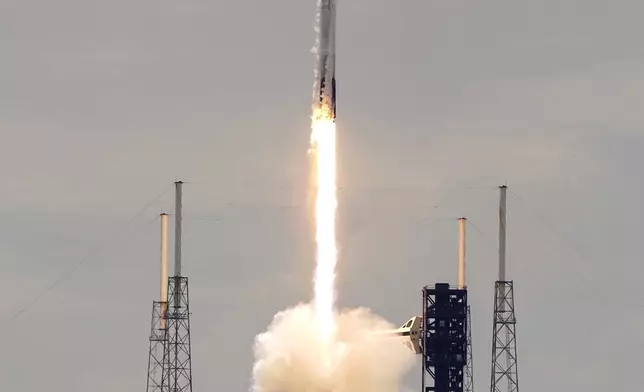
(422, 283), (468, 392)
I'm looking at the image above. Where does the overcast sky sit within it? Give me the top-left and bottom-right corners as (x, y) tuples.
(1, 0), (643, 391)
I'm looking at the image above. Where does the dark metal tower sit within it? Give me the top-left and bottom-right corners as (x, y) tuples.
(146, 301), (168, 392)
(160, 181), (194, 392)
(161, 276), (193, 392)
(421, 283), (468, 392)
(489, 185), (519, 392)
(490, 282), (518, 392)
(464, 306), (474, 392)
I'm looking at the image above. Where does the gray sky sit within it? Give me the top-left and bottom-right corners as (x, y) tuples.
(1, 0), (643, 390)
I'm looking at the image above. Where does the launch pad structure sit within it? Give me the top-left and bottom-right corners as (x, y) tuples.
(145, 182), (194, 392)
(419, 186), (520, 392)
(420, 218), (469, 392)
(141, 183), (518, 392)
(421, 283), (468, 392)
(135, 0), (522, 389)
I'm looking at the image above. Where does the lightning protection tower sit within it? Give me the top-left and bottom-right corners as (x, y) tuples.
(161, 181), (194, 392)
(489, 185), (519, 392)
(457, 218), (474, 392)
(146, 213), (170, 392)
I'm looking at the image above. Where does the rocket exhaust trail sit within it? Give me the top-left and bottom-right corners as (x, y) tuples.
(250, 2), (415, 392)
(310, 0), (338, 355)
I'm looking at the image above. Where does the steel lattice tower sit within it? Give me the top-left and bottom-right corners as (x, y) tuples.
(161, 276), (193, 392)
(465, 305), (474, 392)
(489, 185), (519, 392)
(146, 301), (168, 392)
(490, 281), (518, 392)
(159, 181), (193, 392)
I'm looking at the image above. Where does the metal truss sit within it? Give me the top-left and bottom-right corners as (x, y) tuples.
(490, 281), (519, 392)
(161, 276), (193, 392)
(146, 301), (168, 392)
(465, 305), (474, 392)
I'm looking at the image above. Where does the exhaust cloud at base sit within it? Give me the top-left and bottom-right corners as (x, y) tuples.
(251, 303), (415, 392)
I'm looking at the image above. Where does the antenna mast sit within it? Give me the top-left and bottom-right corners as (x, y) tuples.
(490, 185), (520, 392)
(174, 181), (183, 277)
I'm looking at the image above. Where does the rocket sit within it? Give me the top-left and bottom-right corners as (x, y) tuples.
(313, 0), (337, 120)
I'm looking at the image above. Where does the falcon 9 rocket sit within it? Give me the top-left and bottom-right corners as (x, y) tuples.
(313, 0), (337, 120)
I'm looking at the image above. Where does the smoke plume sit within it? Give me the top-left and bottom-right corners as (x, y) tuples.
(251, 303), (415, 392)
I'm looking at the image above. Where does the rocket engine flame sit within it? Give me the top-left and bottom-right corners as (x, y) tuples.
(310, 102), (338, 364)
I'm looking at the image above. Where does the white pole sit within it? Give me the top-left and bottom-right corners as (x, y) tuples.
(458, 217), (466, 289)
(160, 213), (168, 329)
(499, 185), (507, 281)
(161, 213), (169, 301)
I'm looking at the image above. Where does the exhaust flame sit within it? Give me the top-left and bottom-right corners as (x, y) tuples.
(250, 101), (415, 392)
(310, 103), (338, 355)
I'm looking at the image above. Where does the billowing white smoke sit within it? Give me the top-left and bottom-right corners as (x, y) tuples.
(251, 303), (415, 392)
